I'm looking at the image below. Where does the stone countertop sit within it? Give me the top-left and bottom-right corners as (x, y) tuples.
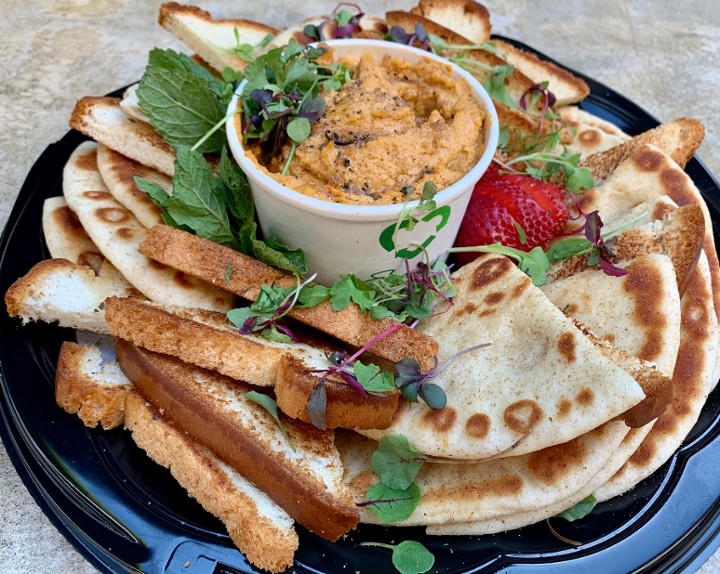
(0, 1), (718, 572)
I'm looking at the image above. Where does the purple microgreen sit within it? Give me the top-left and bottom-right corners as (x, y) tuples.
(246, 391), (296, 451)
(304, 323), (403, 429)
(395, 343), (489, 410)
(519, 81), (557, 132)
(303, 3), (364, 42)
(567, 209), (628, 278)
(386, 24), (431, 50)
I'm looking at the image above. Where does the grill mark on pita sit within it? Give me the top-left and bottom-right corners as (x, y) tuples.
(53, 205), (85, 236)
(623, 260), (667, 362)
(465, 413), (491, 438)
(116, 227), (135, 240)
(627, 439), (656, 468)
(174, 271), (196, 289)
(578, 129), (601, 146)
(470, 257), (514, 290)
(76, 149), (97, 170)
(632, 147), (664, 172)
(527, 437), (587, 485)
(108, 153), (159, 204)
(84, 191), (112, 200)
(97, 207), (132, 224)
(511, 279), (530, 299)
(575, 387), (594, 406)
(557, 332), (576, 362)
(421, 407), (456, 432)
(422, 475), (524, 504)
(484, 292), (504, 305)
(503, 400), (543, 434)
(459, 302), (478, 316)
(557, 399), (572, 418)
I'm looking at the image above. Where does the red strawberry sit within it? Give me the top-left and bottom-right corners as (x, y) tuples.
(453, 164), (569, 266)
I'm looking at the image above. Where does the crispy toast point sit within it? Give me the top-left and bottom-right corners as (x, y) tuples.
(116, 339), (360, 540)
(139, 225), (439, 369)
(410, 0), (491, 44)
(125, 389), (299, 572)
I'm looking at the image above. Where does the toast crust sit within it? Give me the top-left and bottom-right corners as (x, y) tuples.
(139, 225), (439, 369)
(275, 354), (401, 429)
(124, 390), (298, 572)
(115, 339), (360, 540)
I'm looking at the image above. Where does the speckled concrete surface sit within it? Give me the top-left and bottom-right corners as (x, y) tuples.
(1, 1), (719, 573)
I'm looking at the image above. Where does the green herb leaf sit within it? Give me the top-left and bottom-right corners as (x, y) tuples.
(419, 383), (447, 410)
(136, 49), (227, 153)
(246, 391), (295, 450)
(328, 275), (376, 312)
(392, 541), (435, 574)
(545, 236), (592, 263)
(364, 482), (422, 523)
(298, 283), (330, 307)
(448, 243), (551, 286)
(354, 362), (395, 393)
(359, 541), (435, 574)
(371, 435), (427, 490)
(556, 494), (597, 522)
(286, 117), (312, 142)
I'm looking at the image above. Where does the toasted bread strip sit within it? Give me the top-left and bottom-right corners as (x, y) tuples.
(139, 225), (439, 370)
(275, 354), (401, 429)
(104, 296), (334, 387)
(492, 39), (590, 106)
(69, 96), (176, 176)
(410, 0), (491, 44)
(124, 389), (298, 572)
(55, 341), (132, 430)
(115, 339), (360, 540)
(158, 2), (278, 74)
(4, 259), (138, 334)
(579, 118), (705, 184)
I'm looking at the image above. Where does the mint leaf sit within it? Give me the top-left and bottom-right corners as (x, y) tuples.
(365, 482), (422, 523)
(137, 49), (227, 153)
(371, 435), (427, 490)
(556, 494), (597, 522)
(162, 147), (239, 247)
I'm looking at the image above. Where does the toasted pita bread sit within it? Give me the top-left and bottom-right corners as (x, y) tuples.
(559, 105), (631, 157)
(576, 144), (720, 326)
(426, 420), (655, 535)
(409, 0), (491, 44)
(542, 253), (681, 377)
(158, 2), (277, 73)
(340, 420), (630, 526)
(595, 252), (719, 501)
(62, 142), (234, 311)
(70, 96), (176, 176)
(580, 118), (705, 184)
(96, 143), (169, 229)
(360, 254), (645, 460)
(118, 84), (149, 124)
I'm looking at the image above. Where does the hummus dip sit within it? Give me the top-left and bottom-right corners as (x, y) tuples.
(247, 52), (487, 205)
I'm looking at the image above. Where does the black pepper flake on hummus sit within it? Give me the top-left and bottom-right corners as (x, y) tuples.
(248, 52), (487, 205)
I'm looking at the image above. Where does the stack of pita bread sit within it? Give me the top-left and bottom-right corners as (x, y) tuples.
(4, 1), (719, 572)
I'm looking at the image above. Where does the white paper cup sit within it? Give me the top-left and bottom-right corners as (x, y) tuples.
(227, 39), (499, 285)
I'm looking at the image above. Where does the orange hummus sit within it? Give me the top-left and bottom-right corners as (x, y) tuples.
(247, 52), (487, 205)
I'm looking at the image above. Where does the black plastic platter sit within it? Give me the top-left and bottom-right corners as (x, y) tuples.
(2, 37), (720, 574)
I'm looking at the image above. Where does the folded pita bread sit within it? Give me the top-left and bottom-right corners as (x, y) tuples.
(426, 420), (655, 535)
(559, 105), (630, 157)
(360, 254), (645, 460)
(595, 252), (720, 501)
(62, 141), (235, 311)
(542, 253), (681, 377)
(96, 143), (169, 229)
(340, 420), (630, 526)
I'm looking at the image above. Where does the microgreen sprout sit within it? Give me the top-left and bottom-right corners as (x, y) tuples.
(359, 540), (435, 574)
(495, 149), (595, 193)
(395, 343), (490, 410)
(230, 29), (273, 63)
(303, 3), (365, 41)
(520, 81), (557, 132)
(305, 323), (402, 429)
(226, 274), (317, 343)
(240, 39), (352, 172)
(246, 391), (295, 451)
(386, 23), (431, 50)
